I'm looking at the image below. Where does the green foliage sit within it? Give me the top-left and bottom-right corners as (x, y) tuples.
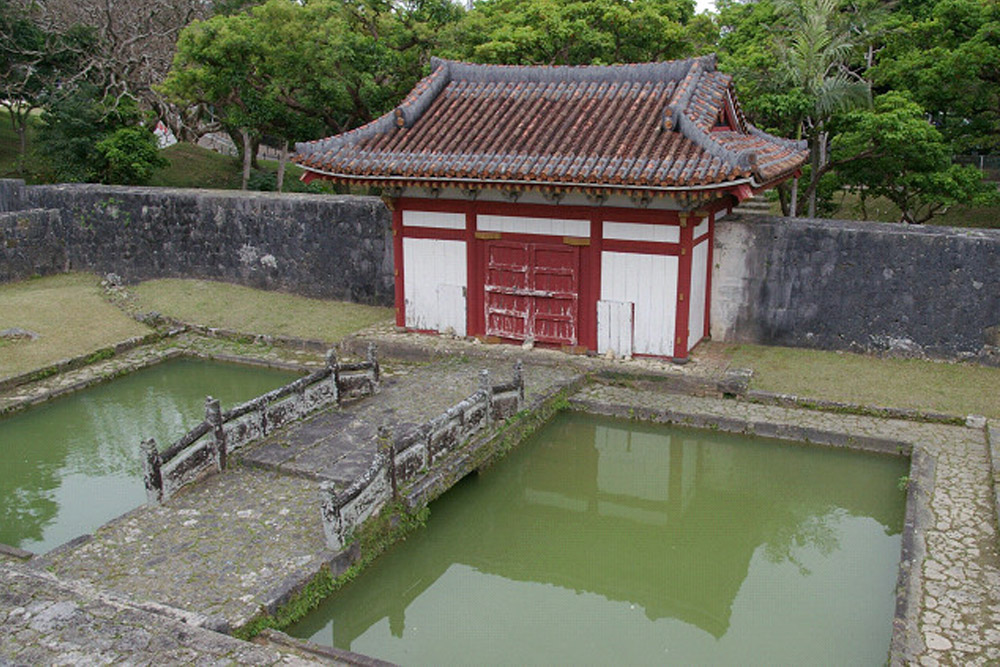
(832, 92), (999, 223)
(870, 0), (1000, 152)
(95, 127), (168, 185)
(445, 0), (707, 66)
(35, 85), (162, 185)
(0, 0), (93, 173)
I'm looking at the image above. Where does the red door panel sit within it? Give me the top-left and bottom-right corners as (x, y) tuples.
(484, 240), (579, 346)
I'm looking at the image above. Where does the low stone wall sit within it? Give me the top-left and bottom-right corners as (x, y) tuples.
(143, 346), (381, 503)
(0, 179), (393, 304)
(713, 215), (1000, 361)
(319, 362), (525, 550)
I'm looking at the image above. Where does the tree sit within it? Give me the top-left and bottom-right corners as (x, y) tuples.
(871, 0), (1000, 153)
(35, 83), (165, 185)
(13, 0), (211, 141)
(0, 0), (91, 173)
(444, 0), (711, 66)
(832, 92), (999, 223)
(773, 0), (870, 217)
(162, 0), (464, 189)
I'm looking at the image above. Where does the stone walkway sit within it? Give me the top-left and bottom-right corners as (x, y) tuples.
(572, 383), (1000, 666)
(0, 561), (324, 665)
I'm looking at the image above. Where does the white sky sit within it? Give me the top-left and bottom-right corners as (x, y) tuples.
(695, 0), (715, 14)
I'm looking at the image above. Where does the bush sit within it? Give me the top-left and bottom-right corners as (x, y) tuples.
(96, 127), (167, 185)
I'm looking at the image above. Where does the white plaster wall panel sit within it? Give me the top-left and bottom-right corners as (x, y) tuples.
(602, 221), (680, 244)
(714, 209), (728, 221)
(403, 238), (467, 332)
(692, 216), (709, 240)
(477, 215), (589, 238)
(597, 300), (633, 357)
(601, 251), (678, 356)
(689, 238), (709, 347)
(436, 284), (467, 337)
(402, 210), (466, 230)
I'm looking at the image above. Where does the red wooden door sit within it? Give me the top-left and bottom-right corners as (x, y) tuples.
(484, 241), (579, 345)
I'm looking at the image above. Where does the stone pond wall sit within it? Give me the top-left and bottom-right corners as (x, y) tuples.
(2, 178), (998, 359)
(712, 215), (1000, 361)
(0, 179), (393, 304)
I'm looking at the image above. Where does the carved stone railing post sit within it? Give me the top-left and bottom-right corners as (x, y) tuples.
(514, 359), (525, 405)
(329, 349), (342, 405)
(205, 396), (225, 472)
(326, 348), (340, 404)
(141, 438), (163, 504)
(367, 342), (380, 390)
(319, 481), (344, 550)
(378, 424), (396, 500)
(479, 369), (493, 427)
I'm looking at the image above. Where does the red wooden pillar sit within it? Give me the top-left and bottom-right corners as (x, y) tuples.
(580, 213), (603, 351)
(704, 212), (715, 340)
(465, 206), (482, 337)
(673, 212), (694, 363)
(391, 204), (405, 328)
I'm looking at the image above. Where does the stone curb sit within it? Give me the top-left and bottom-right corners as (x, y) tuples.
(0, 542), (33, 561)
(745, 389), (966, 426)
(890, 445), (936, 665)
(987, 424), (1000, 538)
(0, 348), (315, 420)
(567, 396), (913, 456)
(257, 628), (394, 666)
(0, 328), (182, 393)
(163, 318), (334, 353)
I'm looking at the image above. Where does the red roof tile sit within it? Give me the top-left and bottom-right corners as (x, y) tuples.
(295, 55), (807, 197)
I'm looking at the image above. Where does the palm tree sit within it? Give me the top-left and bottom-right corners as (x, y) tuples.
(776, 0), (870, 217)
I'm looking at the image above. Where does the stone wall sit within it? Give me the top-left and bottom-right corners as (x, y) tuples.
(0, 208), (65, 282)
(0, 179), (393, 304)
(712, 215), (1000, 360)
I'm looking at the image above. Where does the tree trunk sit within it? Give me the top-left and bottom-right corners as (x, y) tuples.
(789, 177), (799, 217)
(241, 129), (252, 190)
(807, 141), (820, 218)
(276, 139), (288, 193)
(251, 137), (260, 170)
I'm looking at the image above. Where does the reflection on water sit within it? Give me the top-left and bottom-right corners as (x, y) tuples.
(289, 412), (908, 666)
(0, 359), (297, 553)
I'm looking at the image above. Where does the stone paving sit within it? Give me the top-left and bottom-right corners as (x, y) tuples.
(0, 561), (327, 665)
(572, 383), (1000, 666)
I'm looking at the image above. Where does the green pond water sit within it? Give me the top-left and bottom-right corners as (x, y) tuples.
(0, 358), (297, 554)
(288, 412), (908, 666)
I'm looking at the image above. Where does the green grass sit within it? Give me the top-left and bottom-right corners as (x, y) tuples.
(0, 273), (152, 380)
(148, 142), (335, 193)
(715, 342), (1000, 420)
(825, 190), (1000, 228)
(132, 279), (393, 342)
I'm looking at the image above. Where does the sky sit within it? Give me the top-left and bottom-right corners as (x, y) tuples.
(696, 0), (715, 14)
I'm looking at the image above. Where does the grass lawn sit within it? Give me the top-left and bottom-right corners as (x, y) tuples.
(148, 142), (336, 193)
(0, 273), (151, 380)
(132, 279), (393, 342)
(825, 190), (1000, 228)
(715, 342), (1000, 420)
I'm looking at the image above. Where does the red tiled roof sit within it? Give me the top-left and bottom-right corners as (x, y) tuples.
(294, 55), (807, 197)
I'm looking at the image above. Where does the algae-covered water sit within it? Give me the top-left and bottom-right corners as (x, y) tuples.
(0, 358), (297, 554)
(288, 411), (908, 666)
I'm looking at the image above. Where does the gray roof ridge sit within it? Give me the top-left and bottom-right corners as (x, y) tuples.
(428, 55), (714, 85)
